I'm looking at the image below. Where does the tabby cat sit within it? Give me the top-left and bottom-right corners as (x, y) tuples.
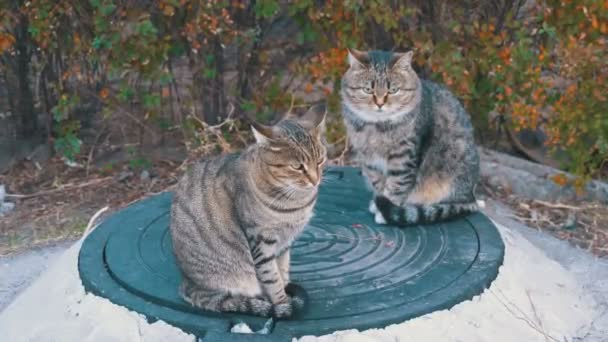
(341, 49), (479, 226)
(170, 105), (327, 318)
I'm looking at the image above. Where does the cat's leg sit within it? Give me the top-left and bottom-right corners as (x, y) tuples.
(250, 235), (301, 317)
(277, 249), (290, 286)
(362, 164), (386, 219)
(369, 140), (419, 225)
(277, 249), (306, 311)
(383, 138), (418, 207)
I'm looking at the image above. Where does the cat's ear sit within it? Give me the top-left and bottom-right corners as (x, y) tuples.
(347, 48), (369, 69)
(285, 103), (327, 131)
(391, 50), (414, 69)
(251, 122), (276, 145)
(305, 103), (327, 129)
(304, 104), (327, 139)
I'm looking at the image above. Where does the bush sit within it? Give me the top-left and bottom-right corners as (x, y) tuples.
(0, 0), (606, 182)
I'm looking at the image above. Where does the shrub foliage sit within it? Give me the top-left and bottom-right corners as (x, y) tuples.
(0, 0), (606, 181)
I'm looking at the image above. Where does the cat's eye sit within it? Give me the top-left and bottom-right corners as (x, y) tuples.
(291, 164), (306, 171)
(362, 81), (374, 94)
(317, 158), (326, 165)
(388, 87), (400, 94)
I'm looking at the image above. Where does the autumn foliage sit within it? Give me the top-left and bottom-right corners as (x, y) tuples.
(0, 0), (606, 181)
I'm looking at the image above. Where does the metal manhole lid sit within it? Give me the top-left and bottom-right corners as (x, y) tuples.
(79, 167), (504, 341)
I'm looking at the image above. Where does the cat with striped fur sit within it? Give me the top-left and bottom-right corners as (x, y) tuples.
(170, 104), (326, 318)
(341, 49), (479, 226)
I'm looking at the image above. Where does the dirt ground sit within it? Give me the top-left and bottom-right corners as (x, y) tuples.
(1, 145), (607, 258)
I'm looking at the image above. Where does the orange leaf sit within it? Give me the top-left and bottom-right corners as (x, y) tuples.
(0, 33), (15, 53)
(99, 88), (110, 99)
(162, 87), (170, 98)
(592, 16), (599, 30)
(304, 83), (313, 93)
(551, 174), (569, 186)
(163, 5), (175, 17)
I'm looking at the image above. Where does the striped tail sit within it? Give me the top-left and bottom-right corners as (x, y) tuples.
(374, 196), (478, 227)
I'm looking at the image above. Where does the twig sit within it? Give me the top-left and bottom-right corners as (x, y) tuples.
(490, 288), (561, 342)
(6, 177), (113, 199)
(286, 93), (296, 116)
(526, 290), (550, 342)
(82, 206), (110, 237)
(80, 87), (158, 138)
(85, 126), (106, 178)
(532, 200), (583, 211)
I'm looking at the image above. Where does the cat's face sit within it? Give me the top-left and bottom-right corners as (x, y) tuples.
(252, 104), (327, 189)
(341, 49), (421, 122)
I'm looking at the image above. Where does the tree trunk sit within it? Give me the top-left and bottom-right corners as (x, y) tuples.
(199, 37), (225, 124)
(14, 13), (37, 140)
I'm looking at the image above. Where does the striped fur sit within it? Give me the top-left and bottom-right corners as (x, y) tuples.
(341, 49), (480, 226)
(374, 196), (478, 226)
(170, 105), (326, 318)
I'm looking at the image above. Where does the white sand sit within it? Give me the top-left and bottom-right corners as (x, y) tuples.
(0, 218), (605, 342)
(0, 240), (193, 342)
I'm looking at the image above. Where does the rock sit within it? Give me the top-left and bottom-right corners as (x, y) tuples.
(117, 171), (133, 182)
(27, 144), (52, 164)
(0, 184), (14, 216)
(562, 213), (577, 231)
(140, 170), (151, 182)
(480, 148), (608, 204)
(0, 201), (15, 216)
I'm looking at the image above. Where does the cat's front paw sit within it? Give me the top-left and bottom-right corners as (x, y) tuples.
(374, 211), (387, 224)
(285, 283), (307, 311)
(272, 301), (294, 318)
(273, 296), (303, 318)
(369, 200), (378, 214)
(374, 195), (396, 225)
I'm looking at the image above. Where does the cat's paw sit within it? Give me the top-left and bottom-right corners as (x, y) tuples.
(369, 200), (378, 214)
(272, 300), (294, 318)
(249, 297), (273, 317)
(272, 285), (307, 318)
(290, 295), (305, 310)
(285, 283), (307, 311)
(374, 211), (387, 225)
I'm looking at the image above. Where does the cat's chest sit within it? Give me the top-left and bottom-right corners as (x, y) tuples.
(347, 123), (413, 157)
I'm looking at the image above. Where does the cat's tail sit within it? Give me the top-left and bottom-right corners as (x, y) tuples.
(375, 196), (478, 226)
(180, 281), (305, 318)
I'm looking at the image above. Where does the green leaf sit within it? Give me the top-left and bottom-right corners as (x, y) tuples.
(203, 68), (217, 79)
(54, 133), (82, 161)
(118, 85), (134, 102)
(100, 3), (116, 16)
(159, 73), (173, 85)
(255, 0), (279, 18)
(240, 101), (256, 112)
(136, 20), (158, 37)
(143, 94), (161, 108)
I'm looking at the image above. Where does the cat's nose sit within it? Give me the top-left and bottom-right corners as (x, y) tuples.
(374, 93), (388, 108)
(308, 171), (320, 187)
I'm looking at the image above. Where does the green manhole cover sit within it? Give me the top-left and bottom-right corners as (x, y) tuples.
(79, 167), (504, 341)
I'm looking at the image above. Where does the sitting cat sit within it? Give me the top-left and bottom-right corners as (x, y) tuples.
(341, 48), (479, 226)
(170, 104), (327, 318)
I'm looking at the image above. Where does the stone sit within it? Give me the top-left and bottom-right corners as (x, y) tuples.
(140, 170), (151, 182)
(117, 171), (133, 182)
